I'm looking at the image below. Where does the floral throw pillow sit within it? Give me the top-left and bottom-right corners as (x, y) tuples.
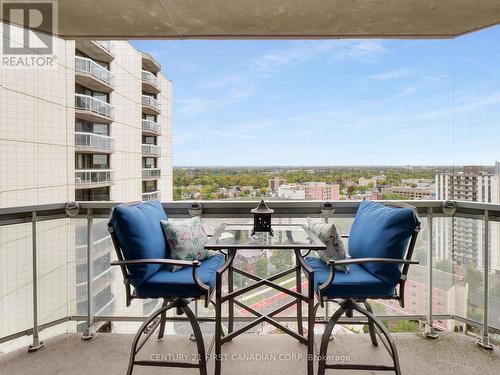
(160, 217), (217, 271)
(307, 217), (350, 273)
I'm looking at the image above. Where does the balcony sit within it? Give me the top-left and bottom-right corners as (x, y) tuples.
(142, 143), (161, 157)
(141, 70), (161, 94)
(75, 132), (114, 154)
(142, 119), (161, 136)
(142, 168), (161, 179)
(0, 200), (499, 373)
(142, 190), (161, 201)
(141, 52), (161, 73)
(75, 40), (114, 63)
(142, 95), (161, 115)
(75, 94), (114, 123)
(75, 56), (113, 93)
(75, 169), (114, 189)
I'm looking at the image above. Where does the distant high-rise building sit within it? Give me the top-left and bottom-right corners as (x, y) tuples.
(435, 166), (499, 268)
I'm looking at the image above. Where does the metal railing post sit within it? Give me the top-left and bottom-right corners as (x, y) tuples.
(82, 208), (95, 340)
(28, 211), (44, 352)
(477, 210), (493, 349)
(423, 207), (438, 338)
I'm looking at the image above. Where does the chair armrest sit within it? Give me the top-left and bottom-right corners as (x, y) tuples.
(217, 249), (236, 275)
(111, 258), (201, 268)
(328, 258), (419, 266)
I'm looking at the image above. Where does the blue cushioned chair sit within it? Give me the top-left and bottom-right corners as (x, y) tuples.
(108, 201), (226, 375)
(299, 201), (421, 375)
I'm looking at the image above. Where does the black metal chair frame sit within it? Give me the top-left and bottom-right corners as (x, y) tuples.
(107, 204), (224, 375)
(296, 208), (421, 375)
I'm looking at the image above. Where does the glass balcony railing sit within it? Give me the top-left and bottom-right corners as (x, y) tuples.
(141, 70), (161, 91)
(75, 169), (114, 188)
(75, 56), (112, 86)
(75, 132), (114, 153)
(142, 190), (161, 201)
(75, 94), (114, 119)
(141, 168), (161, 179)
(1, 199), (500, 356)
(141, 144), (161, 156)
(142, 95), (161, 113)
(141, 119), (161, 135)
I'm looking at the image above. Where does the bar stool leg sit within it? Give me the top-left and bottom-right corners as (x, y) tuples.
(363, 301), (378, 347)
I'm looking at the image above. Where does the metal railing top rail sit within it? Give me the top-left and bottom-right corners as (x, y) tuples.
(2, 200), (500, 226)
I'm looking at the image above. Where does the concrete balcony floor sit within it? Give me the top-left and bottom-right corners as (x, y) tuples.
(1, 332), (499, 375)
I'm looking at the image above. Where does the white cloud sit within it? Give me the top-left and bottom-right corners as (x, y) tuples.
(368, 68), (415, 80)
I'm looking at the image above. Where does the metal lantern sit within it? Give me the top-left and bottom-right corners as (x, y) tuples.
(251, 199), (274, 236)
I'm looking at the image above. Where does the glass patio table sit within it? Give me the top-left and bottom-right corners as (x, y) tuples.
(206, 224), (326, 375)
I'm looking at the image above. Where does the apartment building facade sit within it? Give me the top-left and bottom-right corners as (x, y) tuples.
(1, 27), (173, 338)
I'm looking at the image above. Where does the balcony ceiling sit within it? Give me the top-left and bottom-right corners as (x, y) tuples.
(47, 0), (500, 39)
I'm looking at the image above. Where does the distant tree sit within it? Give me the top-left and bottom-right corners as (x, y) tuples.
(434, 259), (452, 273)
(381, 193), (406, 200)
(255, 258), (268, 278)
(270, 251), (294, 272)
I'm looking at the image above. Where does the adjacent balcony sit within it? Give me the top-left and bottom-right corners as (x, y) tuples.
(75, 169), (114, 189)
(142, 168), (161, 179)
(75, 132), (114, 154)
(142, 143), (161, 157)
(75, 94), (114, 123)
(141, 70), (161, 94)
(75, 56), (113, 93)
(141, 52), (161, 73)
(142, 190), (161, 201)
(75, 40), (114, 63)
(141, 119), (161, 136)
(142, 95), (161, 115)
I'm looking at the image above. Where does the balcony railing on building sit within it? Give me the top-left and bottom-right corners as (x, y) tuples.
(142, 144), (161, 157)
(142, 190), (161, 201)
(141, 70), (161, 93)
(75, 56), (113, 92)
(142, 95), (161, 115)
(142, 168), (161, 180)
(141, 119), (161, 136)
(75, 169), (114, 188)
(75, 94), (114, 122)
(75, 132), (114, 154)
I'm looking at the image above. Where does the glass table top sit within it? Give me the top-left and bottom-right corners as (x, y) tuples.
(205, 224), (326, 250)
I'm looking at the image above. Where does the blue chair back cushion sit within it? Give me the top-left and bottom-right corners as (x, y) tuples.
(349, 201), (418, 286)
(110, 201), (169, 286)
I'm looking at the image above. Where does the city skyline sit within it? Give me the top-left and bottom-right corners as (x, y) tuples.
(132, 24), (500, 167)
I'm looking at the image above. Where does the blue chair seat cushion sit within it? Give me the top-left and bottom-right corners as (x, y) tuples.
(134, 254), (225, 298)
(305, 257), (395, 299)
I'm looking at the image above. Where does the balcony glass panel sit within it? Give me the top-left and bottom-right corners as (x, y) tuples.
(75, 56), (112, 85)
(141, 95), (161, 112)
(141, 119), (160, 134)
(75, 94), (114, 119)
(141, 168), (161, 179)
(141, 70), (161, 90)
(75, 170), (114, 187)
(142, 191), (161, 201)
(94, 40), (112, 52)
(75, 132), (114, 152)
(141, 144), (161, 156)
(0, 223), (33, 349)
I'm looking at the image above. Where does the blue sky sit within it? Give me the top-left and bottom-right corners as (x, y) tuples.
(131, 25), (500, 167)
